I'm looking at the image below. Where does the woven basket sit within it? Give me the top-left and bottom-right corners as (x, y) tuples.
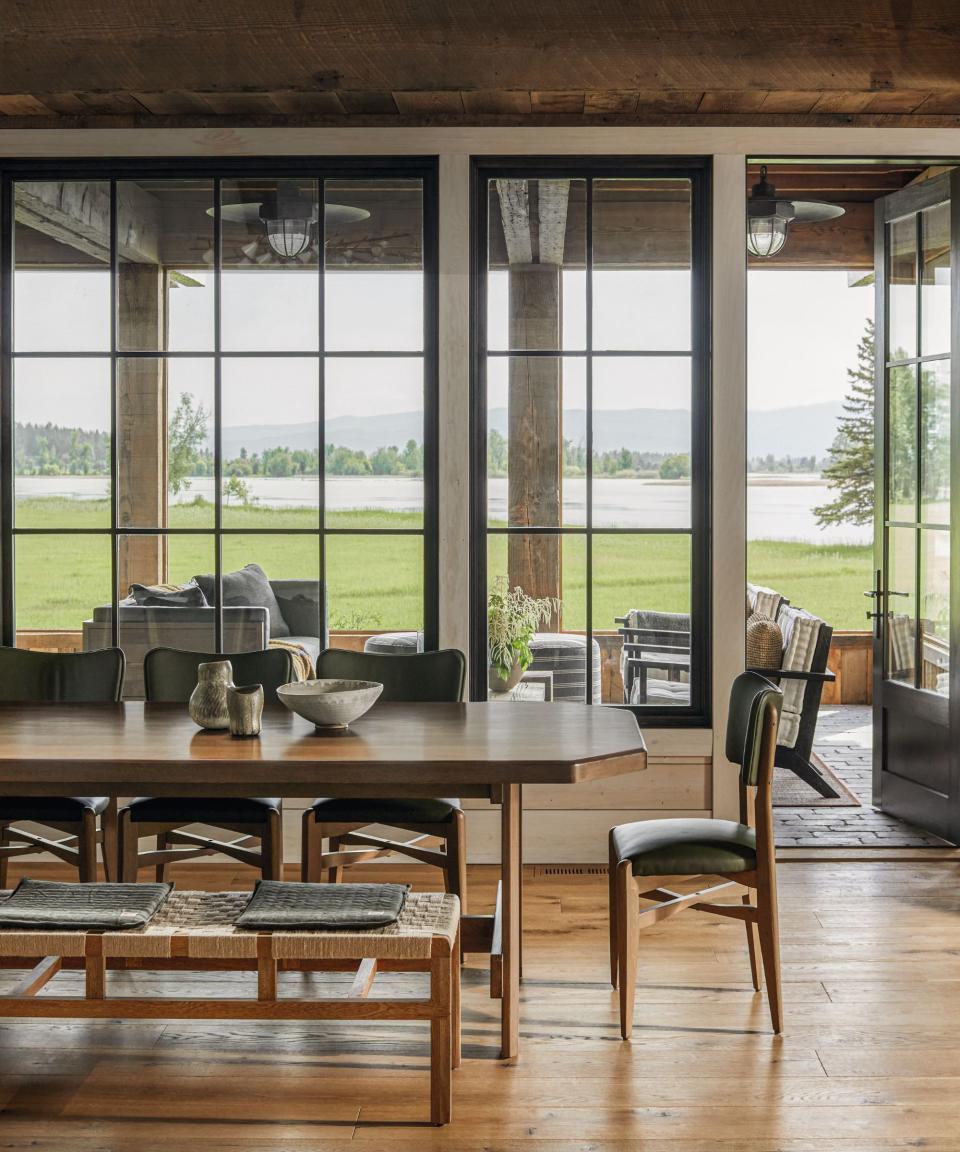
(746, 611), (783, 670)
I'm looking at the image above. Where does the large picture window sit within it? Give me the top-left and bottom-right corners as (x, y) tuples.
(1, 160), (437, 696)
(471, 159), (710, 723)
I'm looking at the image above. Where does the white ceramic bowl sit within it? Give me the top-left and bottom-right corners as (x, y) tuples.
(276, 678), (383, 729)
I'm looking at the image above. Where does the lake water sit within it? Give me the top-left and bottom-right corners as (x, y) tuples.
(14, 473), (873, 546)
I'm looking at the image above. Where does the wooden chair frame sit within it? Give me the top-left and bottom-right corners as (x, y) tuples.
(609, 697), (782, 1037)
(0, 799), (118, 885)
(301, 808), (468, 914)
(119, 807), (283, 883)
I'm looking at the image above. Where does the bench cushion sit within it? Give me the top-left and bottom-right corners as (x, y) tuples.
(0, 879), (172, 930)
(235, 880), (410, 930)
(612, 818), (757, 876)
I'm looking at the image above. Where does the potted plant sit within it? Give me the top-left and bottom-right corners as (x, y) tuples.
(487, 577), (562, 693)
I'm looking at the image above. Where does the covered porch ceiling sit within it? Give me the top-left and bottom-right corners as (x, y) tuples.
(3, 3), (960, 127)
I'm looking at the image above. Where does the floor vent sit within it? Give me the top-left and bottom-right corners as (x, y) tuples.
(534, 865), (608, 877)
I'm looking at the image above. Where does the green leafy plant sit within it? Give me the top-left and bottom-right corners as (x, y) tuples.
(487, 577), (561, 681)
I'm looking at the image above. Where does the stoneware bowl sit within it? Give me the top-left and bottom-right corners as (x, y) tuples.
(276, 678), (383, 729)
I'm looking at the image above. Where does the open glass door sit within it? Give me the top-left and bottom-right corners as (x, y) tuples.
(872, 171), (957, 842)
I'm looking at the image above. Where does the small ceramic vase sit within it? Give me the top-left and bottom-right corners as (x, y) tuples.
(188, 660), (233, 729)
(227, 683), (264, 737)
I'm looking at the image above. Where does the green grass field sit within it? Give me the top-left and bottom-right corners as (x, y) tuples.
(13, 497), (873, 634)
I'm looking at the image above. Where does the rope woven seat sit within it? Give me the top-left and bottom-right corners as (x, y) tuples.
(0, 889), (459, 961)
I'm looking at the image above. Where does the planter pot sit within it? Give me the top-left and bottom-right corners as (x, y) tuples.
(488, 659), (522, 694)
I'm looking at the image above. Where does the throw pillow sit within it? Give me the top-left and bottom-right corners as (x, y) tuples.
(746, 611), (783, 672)
(193, 563), (290, 638)
(129, 580), (208, 608)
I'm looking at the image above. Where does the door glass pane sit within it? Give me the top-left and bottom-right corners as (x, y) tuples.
(220, 178), (319, 351)
(14, 181), (111, 352)
(324, 178), (424, 351)
(920, 530), (950, 697)
(14, 358), (111, 528)
(593, 358), (691, 529)
(593, 178), (691, 352)
(888, 364), (917, 522)
(117, 179), (215, 352)
(921, 359), (950, 525)
(888, 215), (917, 361)
(487, 179), (587, 352)
(921, 201), (950, 357)
(886, 526), (917, 685)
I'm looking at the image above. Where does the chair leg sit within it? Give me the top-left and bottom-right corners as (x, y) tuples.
(78, 810), (98, 883)
(616, 862), (637, 1040)
(444, 810), (468, 915)
(451, 926), (462, 1070)
(155, 831), (170, 884)
(301, 809), (320, 883)
(262, 809), (283, 880)
(101, 798), (119, 883)
(326, 833), (344, 884)
(608, 831), (619, 990)
(119, 812), (139, 883)
(757, 873), (783, 1034)
(744, 888), (762, 992)
(0, 825), (8, 890)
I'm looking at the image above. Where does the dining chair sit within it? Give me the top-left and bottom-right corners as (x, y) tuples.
(118, 647), (295, 883)
(301, 648), (468, 909)
(609, 671), (784, 1036)
(0, 646), (125, 885)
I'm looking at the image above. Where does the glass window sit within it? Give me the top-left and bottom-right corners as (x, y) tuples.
(920, 529), (950, 696)
(3, 164), (436, 682)
(477, 163), (707, 718)
(886, 526), (917, 685)
(921, 201), (950, 358)
(888, 215), (917, 362)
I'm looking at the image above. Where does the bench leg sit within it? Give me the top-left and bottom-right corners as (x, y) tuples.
(430, 953), (452, 1125)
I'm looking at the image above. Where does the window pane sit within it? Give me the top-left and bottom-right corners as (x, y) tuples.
(220, 535), (322, 650)
(15, 534), (111, 645)
(221, 358), (320, 528)
(886, 526), (916, 685)
(486, 533), (589, 701)
(14, 358), (111, 528)
(593, 179), (691, 352)
(487, 179), (586, 352)
(118, 179), (214, 352)
(14, 181), (111, 352)
(888, 364), (917, 522)
(888, 215), (917, 362)
(220, 178), (319, 351)
(921, 201), (950, 358)
(921, 359), (950, 526)
(116, 534), (216, 699)
(324, 178), (423, 351)
(593, 358), (691, 529)
(920, 530), (949, 697)
(326, 535), (422, 639)
(487, 356), (586, 528)
(117, 358), (215, 531)
(325, 357), (423, 529)
(593, 533), (691, 707)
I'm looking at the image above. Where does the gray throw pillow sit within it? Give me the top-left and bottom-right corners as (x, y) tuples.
(193, 563), (290, 638)
(129, 580), (208, 608)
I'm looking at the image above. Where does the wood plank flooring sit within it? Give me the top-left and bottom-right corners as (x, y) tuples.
(2, 859), (960, 1150)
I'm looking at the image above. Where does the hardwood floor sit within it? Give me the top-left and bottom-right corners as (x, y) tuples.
(2, 858), (960, 1149)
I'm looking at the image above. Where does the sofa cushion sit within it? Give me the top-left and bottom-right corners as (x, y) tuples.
(129, 580), (208, 608)
(194, 564), (289, 638)
(776, 605), (822, 749)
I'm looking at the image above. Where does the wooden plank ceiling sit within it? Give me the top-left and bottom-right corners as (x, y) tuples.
(3, 2), (960, 127)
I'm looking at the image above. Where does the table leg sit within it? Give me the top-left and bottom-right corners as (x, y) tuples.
(500, 782), (521, 1059)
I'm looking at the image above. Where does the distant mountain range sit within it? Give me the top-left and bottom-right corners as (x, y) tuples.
(222, 400), (845, 461)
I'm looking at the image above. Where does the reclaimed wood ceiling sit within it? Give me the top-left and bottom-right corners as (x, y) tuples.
(4, 2), (960, 127)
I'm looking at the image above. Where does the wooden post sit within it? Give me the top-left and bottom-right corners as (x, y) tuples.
(117, 262), (167, 594)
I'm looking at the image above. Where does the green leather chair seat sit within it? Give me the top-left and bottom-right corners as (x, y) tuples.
(1, 796), (110, 822)
(126, 796), (280, 825)
(307, 796), (460, 825)
(612, 818), (757, 876)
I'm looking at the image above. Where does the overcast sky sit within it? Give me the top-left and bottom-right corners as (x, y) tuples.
(13, 267), (875, 430)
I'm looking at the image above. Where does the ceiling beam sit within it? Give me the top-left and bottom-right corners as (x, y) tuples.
(15, 180), (160, 264)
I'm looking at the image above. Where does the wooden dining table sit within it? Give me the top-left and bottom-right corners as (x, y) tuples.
(0, 699), (647, 1058)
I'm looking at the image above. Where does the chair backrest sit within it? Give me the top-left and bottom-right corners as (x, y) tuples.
(0, 646), (125, 702)
(725, 670), (783, 789)
(314, 647), (466, 703)
(143, 647), (296, 703)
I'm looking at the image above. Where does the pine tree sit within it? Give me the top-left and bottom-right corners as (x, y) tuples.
(813, 318), (875, 528)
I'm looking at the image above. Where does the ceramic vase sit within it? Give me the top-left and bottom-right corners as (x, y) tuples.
(189, 660), (233, 729)
(227, 683), (264, 737)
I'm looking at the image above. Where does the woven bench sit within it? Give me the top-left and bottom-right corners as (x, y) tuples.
(0, 888), (461, 1125)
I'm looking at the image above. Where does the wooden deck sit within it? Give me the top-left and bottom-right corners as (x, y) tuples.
(2, 858), (960, 1149)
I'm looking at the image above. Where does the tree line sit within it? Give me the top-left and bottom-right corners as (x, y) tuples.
(488, 429), (691, 480)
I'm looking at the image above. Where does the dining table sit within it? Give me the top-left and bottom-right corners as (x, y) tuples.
(0, 699), (647, 1058)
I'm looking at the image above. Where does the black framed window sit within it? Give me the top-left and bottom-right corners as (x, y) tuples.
(470, 158), (711, 724)
(1, 159), (438, 697)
